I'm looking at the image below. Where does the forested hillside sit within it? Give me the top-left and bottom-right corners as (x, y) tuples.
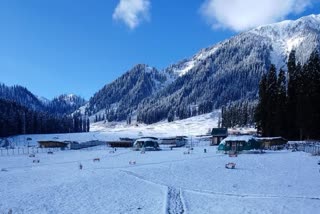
(255, 50), (320, 140)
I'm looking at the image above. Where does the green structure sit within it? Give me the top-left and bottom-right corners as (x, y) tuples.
(218, 135), (261, 152)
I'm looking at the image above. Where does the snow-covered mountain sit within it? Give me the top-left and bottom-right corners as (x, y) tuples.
(0, 83), (86, 116)
(87, 14), (320, 124)
(48, 94), (87, 115)
(135, 14), (320, 124)
(167, 14), (320, 77)
(0, 83), (46, 111)
(87, 64), (172, 121)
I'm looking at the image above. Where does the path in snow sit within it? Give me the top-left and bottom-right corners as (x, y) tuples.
(167, 187), (184, 214)
(122, 170), (185, 214)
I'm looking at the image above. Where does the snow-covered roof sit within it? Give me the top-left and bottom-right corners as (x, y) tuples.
(135, 138), (158, 142)
(258, 137), (286, 140)
(220, 135), (256, 145)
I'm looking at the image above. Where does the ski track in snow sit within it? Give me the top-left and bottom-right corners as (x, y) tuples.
(121, 170), (185, 214)
(122, 169), (319, 214)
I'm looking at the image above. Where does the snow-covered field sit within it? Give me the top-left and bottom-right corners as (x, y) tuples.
(1, 145), (319, 214)
(1, 113), (318, 213)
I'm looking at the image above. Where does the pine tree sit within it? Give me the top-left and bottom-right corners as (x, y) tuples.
(275, 68), (287, 137)
(305, 50), (320, 138)
(86, 118), (90, 132)
(287, 50), (298, 139)
(255, 74), (268, 136)
(265, 64), (278, 136)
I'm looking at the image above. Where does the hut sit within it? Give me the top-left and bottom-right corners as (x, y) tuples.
(211, 128), (228, 145)
(160, 136), (187, 147)
(108, 140), (134, 148)
(67, 140), (105, 150)
(218, 135), (261, 152)
(38, 141), (68, 149)
(258, 137), (288, 149)
(133, 137), (160, 151)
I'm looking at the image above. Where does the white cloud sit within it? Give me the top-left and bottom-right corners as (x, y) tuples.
(200, 0), (313, 31)
(113, 0), (150, 30)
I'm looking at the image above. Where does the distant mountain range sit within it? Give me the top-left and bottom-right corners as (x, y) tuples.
(0, 84), (86, 115)
(1, 14), (320, 125)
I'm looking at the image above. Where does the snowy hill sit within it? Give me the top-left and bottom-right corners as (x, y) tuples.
(168, 14), (320, 77)
(85, 14), (320, 125)
(0, 83), (46, 111)
(48, 94), (87, 115)
(90, 111), (222, 137)
(136, 14), (320, 124)
(0, 83), (86, 116)
(87, 64), (173, 121)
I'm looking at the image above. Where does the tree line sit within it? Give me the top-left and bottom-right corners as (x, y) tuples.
(0, 99), (89, 138)
(255, 50), (320, 140)
(221, 100), (256, 128)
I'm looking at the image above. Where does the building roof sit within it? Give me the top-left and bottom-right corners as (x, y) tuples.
(211, 128), (228, 136)
(135, 138), (158, 142)
(38, 141), (68, 145)
(258, 137), (287, 141)
(220, 135), (256, 145)
(139, 137), (158, 140)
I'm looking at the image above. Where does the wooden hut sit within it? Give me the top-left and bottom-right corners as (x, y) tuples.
(107, 140), (134, 148)
(160, 136), (187, 147)
(258, 137), (288, 149)
(38, 141), (68, 148)
(67, 141), (105, 150)
(211, 128), (228, 145)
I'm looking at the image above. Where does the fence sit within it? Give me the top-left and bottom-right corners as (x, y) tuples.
(292, 141), (320, 156)
(0, 144), (114, 156)
(0, 147), (62, 156)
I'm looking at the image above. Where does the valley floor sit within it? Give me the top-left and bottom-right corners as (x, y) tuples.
(0, 145), (319, 214)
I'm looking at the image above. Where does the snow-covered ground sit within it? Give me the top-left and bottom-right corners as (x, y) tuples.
(2, 113), (316, 214)
(0, 146), (319, 214)
(90, 111), (222, 137)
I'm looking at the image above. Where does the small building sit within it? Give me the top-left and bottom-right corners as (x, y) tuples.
(108, 140), (134, 148)
(160, 136), (187, 147)
(67, 140), (105, 150)
(218, 135), (261, 152)
(120, 137), (136, 142)
(211, 128), (228, 145)
(133, 137), (160, 151)
(258, 137), (288, 149)
(38, 141), (68, 149)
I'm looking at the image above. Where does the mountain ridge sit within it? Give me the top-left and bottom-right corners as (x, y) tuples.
(0, 83), (86, 116)
(88, 13), (320, 124)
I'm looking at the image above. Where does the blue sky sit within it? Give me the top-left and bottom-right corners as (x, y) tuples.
(0, 0), (319, 100)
